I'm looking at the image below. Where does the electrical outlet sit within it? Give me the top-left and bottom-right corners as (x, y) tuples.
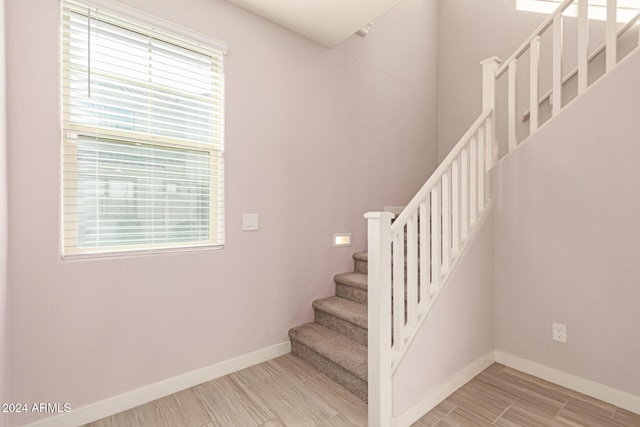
(552, 323), (567, 344)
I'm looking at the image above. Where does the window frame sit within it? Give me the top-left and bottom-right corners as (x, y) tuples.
(516, 0), (640, 22)
(61, 0), (227, 259)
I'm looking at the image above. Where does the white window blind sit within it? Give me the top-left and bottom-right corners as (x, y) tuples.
(516, 0), (640, 21)
(61, 0), (225, 258)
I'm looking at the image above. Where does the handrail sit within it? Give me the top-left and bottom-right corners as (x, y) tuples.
(496, 0), (575, 78)
(522, 11), (640, 121)
(366, 105), (494, 426)
(391, 108), (493, 367)
(390, 108), (493, 232)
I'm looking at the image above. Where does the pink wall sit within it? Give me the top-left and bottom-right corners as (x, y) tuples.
(392, 210), (495, 415)
(0, 0), (7, 424)
(492, 50), (640, 397)
(5, 0), (438, 424)
(437, 0), (542, 161)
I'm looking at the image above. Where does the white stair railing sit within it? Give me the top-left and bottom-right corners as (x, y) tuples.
(366, 108), (495, 427)
(497, 0), (640, 153)
(366, 1), (640, 426)
(522, 10), (640, 122)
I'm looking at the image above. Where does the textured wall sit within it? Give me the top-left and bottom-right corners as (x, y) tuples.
(6, 0), (439, 424)
(493, 49), (640, 397)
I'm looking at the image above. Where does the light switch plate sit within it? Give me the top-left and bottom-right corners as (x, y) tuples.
(243, 213), (259, 231)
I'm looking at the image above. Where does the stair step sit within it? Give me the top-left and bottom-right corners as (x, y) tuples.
(313, 296), (367, 345)
(288, 322), (367, 401)
(334, 272), (368, 304)
(353, 251), (368, 274)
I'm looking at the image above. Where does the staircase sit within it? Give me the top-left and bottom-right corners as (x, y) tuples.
(290, 1), (640, 425)
(288, 251), (370, 402)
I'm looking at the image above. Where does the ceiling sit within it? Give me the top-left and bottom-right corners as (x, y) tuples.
(225, 0), (407, 47)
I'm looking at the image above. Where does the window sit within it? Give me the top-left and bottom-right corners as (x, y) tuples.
(516, 0), (640, 22)
(61, 0), (226, 258)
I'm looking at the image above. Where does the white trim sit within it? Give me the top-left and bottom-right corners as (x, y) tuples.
(74, 0), (229, 53)
(392, 351), (496, 427)
(25, 342), (291, 427)
(495, 351), (640, 415)
(516, 0), (640, 22)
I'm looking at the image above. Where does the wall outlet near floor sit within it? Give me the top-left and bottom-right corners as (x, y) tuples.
(552, 322), (567, 344)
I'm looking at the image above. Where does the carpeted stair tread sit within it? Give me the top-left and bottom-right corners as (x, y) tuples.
(353, 251), (368, 274)
(288, 322), (367, 381)
(334, 272), (367, 290)
(312, 296), (367, 329)
(353, 251), (368, 262)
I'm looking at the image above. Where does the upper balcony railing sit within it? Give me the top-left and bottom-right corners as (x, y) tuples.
(495, 0), (640, 153)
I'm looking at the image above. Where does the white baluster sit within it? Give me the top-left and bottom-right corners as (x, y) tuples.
(606, 0), (617, 72)
(419, 200), (429, 309)
(430, 184), (441, 294)
(478, 125), (485, 212)
(481, 57), (500, 166)
(441, 170), (451, 272)
(469, 135), (477, 225)
(578, 0), (589, 94)
(365, 211), (393, 427)
(460, 146), (469, 240)
(451, 157), (460, 256)
(484, 118), (492, 202)
(392, 233), (404, 352)
(508, 61), (518, 152)
(530, 36), (540, 133)
(406, 213), (418, 327)
(552, 15), (563, 117)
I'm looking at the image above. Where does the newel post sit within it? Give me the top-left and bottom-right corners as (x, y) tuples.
(365, 211), (394, 427)
(481, 57), (500, 169)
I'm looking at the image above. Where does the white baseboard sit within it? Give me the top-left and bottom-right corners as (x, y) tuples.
(25, 341), (291, 427)
(495, 351), (640, 415)
(392, 351), (496, 427)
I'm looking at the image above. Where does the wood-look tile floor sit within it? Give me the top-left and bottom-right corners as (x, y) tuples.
(84, 354), (368, 427)
(84, 357), (640, 427)
(414, 363), (640, 427)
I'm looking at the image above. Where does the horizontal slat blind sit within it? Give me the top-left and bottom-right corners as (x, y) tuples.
(61, 0), (225, 257)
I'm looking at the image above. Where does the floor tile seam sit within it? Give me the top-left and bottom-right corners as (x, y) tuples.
(478, 374), (571, 407)
(552, 400), (568, 422)
(486, 381), (573, 415)
(491, 403), (512, 425)
(611, 406), (617, 419)
(597, 405), (629, 427)
(434, 403), (457, 425)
